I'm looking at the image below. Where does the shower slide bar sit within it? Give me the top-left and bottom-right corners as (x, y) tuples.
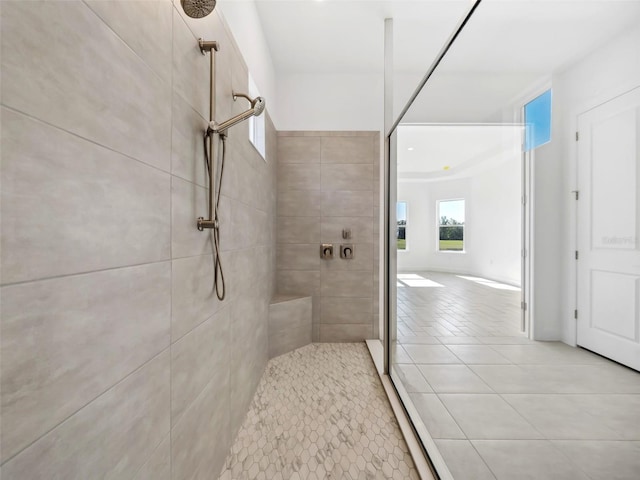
(197, 39), (218, 232)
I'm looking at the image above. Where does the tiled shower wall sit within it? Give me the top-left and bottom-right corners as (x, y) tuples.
(0, 1), (276, 478)
(276, 132), (380, 342)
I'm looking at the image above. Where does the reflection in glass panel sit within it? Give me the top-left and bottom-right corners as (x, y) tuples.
(387, 1), (640, 479)
(438, 199), (465, 251)
(397, 202), (407, 250)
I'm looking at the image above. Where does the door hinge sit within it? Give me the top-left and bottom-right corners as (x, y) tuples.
(572, 190), (579, 200)
(522, 249), (527, 258)
(522, 195), (527, 205)
(521, 302), (528, 311)
(574, 309), (578, 319)
(575, 250), (579, 260)
(575, 131), (579, 141)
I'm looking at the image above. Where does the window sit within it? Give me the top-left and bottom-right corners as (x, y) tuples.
(524, 89), (551, 151)
(438, 199), (465, 251)
(248, 74), (266, 160)
(397, 202), (407, 250)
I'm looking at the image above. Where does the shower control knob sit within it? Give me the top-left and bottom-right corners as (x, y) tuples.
(340, 244), (354, 259)
(321, 244), (334, 259)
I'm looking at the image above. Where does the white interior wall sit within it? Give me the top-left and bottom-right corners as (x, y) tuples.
(398, 153), (521, 286)
(552, 23), (640, 345)
(276, 73), (384, 132)
(218, 0), (279, 126)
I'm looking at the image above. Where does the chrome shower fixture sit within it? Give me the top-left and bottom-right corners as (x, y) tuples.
(211, 92), (265, 134)
(181, 0), (216, 19)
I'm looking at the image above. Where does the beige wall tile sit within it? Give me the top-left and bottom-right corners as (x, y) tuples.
(1, 108), (170, 285)
(321, 164), (374, 191)
(171, 176), (212, 259)
(321, 137), (374, 164)
(277, 244), (321, 271)
(269, 297), (312, 358)
(171, 374), (229, 480)
(320, 216), (375, 243)
(134, 435), (171, 480)
(171, 92), (209, 187)
(320, 297), (373, 325)
(277, 136), (321, 164)
(85, 0), (173, 84)
(1, 1), (171, 171)
(321, 270), (373, 298)
(171, 307), (230, 423)
(320, 324), (373, 342)
(278, 163), (321, 191)
(2, 351), (170, 480)
(321, 190), (373, 217)
(278, 190), (322, 217)
(171, 254), (221, 341)
(277, 216), (321, 244)
(277, 270), (321, 296)
(0, 262), (170, 462)
(172, 8), (209, 119)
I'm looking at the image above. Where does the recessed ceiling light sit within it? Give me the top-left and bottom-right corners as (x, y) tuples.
(407, 147), (414, 151)
(443, 165), (450, 170)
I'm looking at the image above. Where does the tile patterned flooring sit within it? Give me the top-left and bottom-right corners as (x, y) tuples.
(218, 343), (419, 480)
(392, 271), (640, 480)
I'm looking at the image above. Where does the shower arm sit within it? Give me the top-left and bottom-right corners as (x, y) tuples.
(197, 39), (218, 231)
(210, 92), (256, 134)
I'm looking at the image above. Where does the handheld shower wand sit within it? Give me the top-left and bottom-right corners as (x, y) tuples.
(211, 93), (265, 134)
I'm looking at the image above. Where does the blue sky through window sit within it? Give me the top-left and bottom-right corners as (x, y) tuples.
(397, 202), (407, 222)
(524, 89), (552, 151)
(439, 200), (464, 224)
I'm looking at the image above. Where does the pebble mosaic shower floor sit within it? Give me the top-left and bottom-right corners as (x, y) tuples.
(217, 343), (420, 480)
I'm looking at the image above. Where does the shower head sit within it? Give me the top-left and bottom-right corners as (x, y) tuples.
(181, 0), (216, 19)
(212, 94), (266, 134)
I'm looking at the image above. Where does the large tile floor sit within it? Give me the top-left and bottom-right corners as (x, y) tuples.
(218, 343), (420, 480)
(392, 271), (640, 480)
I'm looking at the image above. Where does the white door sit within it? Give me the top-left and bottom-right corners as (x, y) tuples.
(577, 86), (640, 371)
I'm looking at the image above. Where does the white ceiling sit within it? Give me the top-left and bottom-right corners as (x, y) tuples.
(253, 0), (470, 74)
(252, 0), (640, 76)
(397, 124), (523, 180)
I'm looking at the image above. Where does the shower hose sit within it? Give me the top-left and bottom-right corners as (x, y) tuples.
(203, 129), (226, 301)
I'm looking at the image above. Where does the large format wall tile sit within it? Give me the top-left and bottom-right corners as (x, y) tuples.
(171, 307), (230, 423)
(321, 164), (374, 191)
(0, 109), (171, 285)
(171, 370), (230, 480)
(321, 190), (373, 217)
(1, 351), (170, 479)
(172, 8), (209, 120)
(278, 190), (322, 217)
(85, 0), (173, 84)
(277, 216), (320, 244)
(320, 297), (373, 324)
(0, 262), (171, 462)
(321, 136), (375, 164)
(277, 163), (321, 191)
(320, 324), (373, 342)
(276, 132), (379, 342)
(321, 270), (373, 298)
(134, 436), (171, 480)
(1, 1), (171, 171)
(171, 254), (221, 341)
(171, 92), (209, 187)
(171, 176), (211, 259)
(277, 136), (321, 164)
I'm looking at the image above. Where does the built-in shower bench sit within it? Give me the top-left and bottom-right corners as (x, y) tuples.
(268, 294), (312, 359)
